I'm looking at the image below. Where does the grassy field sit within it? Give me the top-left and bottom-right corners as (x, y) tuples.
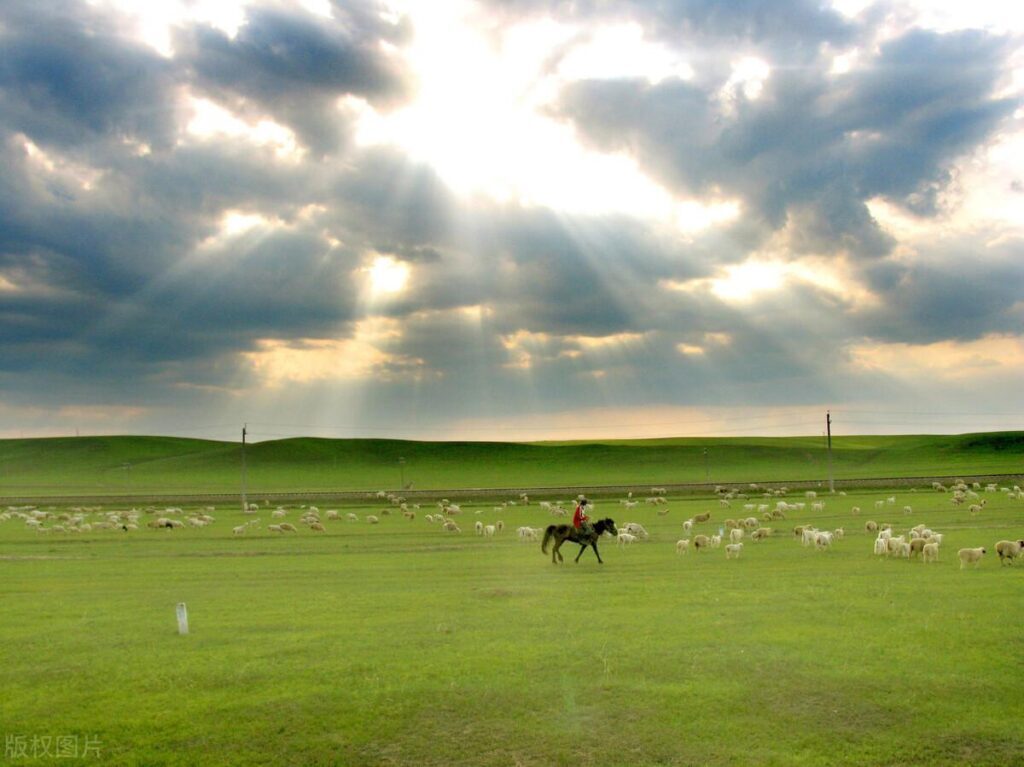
(1, 432), (1023, 496)
(2, 483), (1023, 766)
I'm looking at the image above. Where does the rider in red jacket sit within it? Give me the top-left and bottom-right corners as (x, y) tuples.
(573, 498), (593, 534)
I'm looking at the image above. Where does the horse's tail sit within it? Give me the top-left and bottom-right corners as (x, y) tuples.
(541, 525), (556, 554)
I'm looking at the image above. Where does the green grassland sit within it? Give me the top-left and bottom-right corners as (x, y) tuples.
(2, 484), (1023, 766)
(1, 432), (1022, 496)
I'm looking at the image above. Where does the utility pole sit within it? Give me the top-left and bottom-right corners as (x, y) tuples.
(826, 411), (834, 494)
(241, 424), (248, 513)
(703, 448), (709, 483)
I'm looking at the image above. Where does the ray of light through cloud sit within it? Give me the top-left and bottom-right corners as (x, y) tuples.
(0, 0), (1021, 439)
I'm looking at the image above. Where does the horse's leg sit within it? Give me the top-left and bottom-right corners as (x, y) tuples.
(574, 543), (587, 563)
(552, 539), (562, 564)
(592, 542), (603, 564)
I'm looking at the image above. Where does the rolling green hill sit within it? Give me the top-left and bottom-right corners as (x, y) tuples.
(0, 432), (1021, 496)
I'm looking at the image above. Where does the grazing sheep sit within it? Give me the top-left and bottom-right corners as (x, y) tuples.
(622, 522), (649, 540)
(751, 527), (771, 541)
(903, 506), (913, 515)
(693, 512), (711, 523)
(922, 542), (939, 563)
(346, 513), (359, 522)
(865, 520), (878, 533)
(617, 532), (638, 546)
(743, 516), (758, 530)
(683, 519), (694, 534)
(366, 515), (379, 525)
(483, 524), (497, 537)
(278, 523), (297, 532)
(676, 539), (690, 554)
(517, 526), (539, 541)
(475, 521), (484, 535)
(814, 532), (833, 550)
(496, 520), (504, 533)
(442, 520), (461, 533)
(309, 522), (326, 532)
(873, 537), (888, 556)
(908, 538), (927, 557)
(833, 528), (844, 540)
(994, 540), (1024, 565)
(958, 547), (986, 569)
(851, 506), (861, 515)
(268, 524), (284, 533)
(692, 534), (711, 550)
(724, 518), (738, 529)
(729, 528), (744, 544)
(725, 543), (743, 559)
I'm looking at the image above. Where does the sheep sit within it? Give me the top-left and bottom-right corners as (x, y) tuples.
(278, 523), (297, 532)
(908, 538), (927, 557)
(710, 534), (722, 548)
(346, 513), (359, 522)
(675, 539), (690, 554)
(475, 521), (484, 535)
(814, 531), (833, 550)
(994, 540), (1024, 565)
(751, 527), (772, 541)
(743, 516), (758, 530)
(903, 505), (913, 515)
(517, 526), (538, 541)
(865, 520), (879, 533)
(309, 522), (326, 532)
(958, 547), (986, 568)
(693, 512), (711, 523)
(873, 537), (888, 556)
(802, 528), (819, 547)
(921, 542), (940, 563)
(729, 528), (744, 544)
(724, 518), (738, 529)
(366, 515), (379, 525)
(725, 543), (743, 559)
(968, 503), (985, 516)
(617, 532), (638, 546)
(442, 520), (461, 533)
(851, 506), (861, 515)
(622, 522), (649, 540)
(496, 520), (504, 533)
(325, 510), (339, 520)
(692, 534), (711, 550)
(268, 524), (284, 533)
(271, 509), (287, 519)
(483, 524), (497, 537)
(682, 519), (694, 534)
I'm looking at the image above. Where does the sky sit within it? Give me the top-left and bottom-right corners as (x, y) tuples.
(0, 0), (1022, 442)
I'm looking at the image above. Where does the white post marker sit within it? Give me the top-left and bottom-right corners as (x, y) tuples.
(176, 602), (189, 635)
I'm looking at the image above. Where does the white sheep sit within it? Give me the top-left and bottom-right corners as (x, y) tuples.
(725, 543), (743, 559)
(958, 547), (986, 568)
(902, 505), (913, 515)
(483, 524), (496, 537)
(442, 520), (461, 533)
(710, 534), (722, 548)
(729, 528), (744, 544)
(617, 532), (638, 546)
(873, 537), (888, 556)
(475, 520), (484, 535)
(675, 539), (690, 554)
(922, 542), (939, 563)
(682, 519), (694, 534)
(622, 522), (649, 540)
(366, 515), (379, 525)
(995, 539), (1024, 565)
(346, 513), (359, 522)
(814, 531), (833, 550)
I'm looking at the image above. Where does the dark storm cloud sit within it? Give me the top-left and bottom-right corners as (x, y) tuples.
(555, 27), (1018, 258)
(178, 2), (412, 155)
(0, 0), (179, 151)
(860, 239), (1024, 343)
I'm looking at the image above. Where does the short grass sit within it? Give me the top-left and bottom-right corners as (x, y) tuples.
(1, 432), (1022, 496)
(2, 485), (1023, 765)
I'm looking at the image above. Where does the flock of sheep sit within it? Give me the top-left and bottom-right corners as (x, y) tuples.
(2, 480), (1021, 570)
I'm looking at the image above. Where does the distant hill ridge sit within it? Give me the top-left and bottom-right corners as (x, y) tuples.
(0, 432), (1021, 496)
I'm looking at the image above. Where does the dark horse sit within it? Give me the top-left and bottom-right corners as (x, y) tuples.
(541, 518), (617, 564)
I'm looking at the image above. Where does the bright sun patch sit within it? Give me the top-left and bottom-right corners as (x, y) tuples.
(367, 256), (410, 295)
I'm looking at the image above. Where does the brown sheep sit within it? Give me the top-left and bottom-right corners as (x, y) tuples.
(694, 512), (712, 523)
(692, 534), (711, 550)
